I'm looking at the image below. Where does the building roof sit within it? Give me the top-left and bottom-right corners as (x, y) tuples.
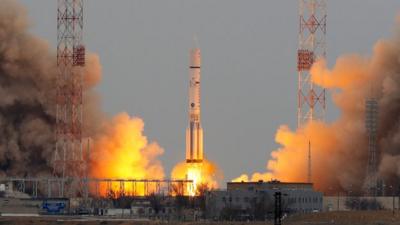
(227, 180), (313, 185)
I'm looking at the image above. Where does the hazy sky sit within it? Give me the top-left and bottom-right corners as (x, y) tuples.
(19, 0), (400, 186)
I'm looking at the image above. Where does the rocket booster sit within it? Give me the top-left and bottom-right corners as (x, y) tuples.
(186, 48), (203, 163)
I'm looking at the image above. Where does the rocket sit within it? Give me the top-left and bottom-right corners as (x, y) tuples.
(186, 47), (203, 163)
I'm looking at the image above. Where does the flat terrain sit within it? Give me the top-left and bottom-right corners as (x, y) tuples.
(1, 211), (400, 225)
(285, 211), (400, 225)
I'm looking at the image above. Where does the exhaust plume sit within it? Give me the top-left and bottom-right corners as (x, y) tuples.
(235, 17), (400, 194)
(171, 159), (222, 196)
(89, 113), (165, 195)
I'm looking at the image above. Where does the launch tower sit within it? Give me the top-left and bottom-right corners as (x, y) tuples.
(54, 0), (86, 197)
(297, 0), (327, 127)
(365, 98), (379, 196)
(298, 0), (327, 184)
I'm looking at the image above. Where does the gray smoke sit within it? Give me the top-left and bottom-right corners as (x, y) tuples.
(0, 0), (102, 177)
(0, 1), (56, 177)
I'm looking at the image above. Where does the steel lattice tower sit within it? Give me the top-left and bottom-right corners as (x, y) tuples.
(54, 0), (86, 196)
(365, 98), (379, 196)
(297, 0), (327, 128)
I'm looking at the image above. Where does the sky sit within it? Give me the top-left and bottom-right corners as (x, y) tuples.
(19, 0), (400, 186)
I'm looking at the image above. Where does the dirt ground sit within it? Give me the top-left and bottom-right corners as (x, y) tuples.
(1, 211), (400, 225)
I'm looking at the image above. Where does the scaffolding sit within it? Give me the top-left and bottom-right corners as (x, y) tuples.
(365, 98), (379, 196)
(0, 177), (193, 199)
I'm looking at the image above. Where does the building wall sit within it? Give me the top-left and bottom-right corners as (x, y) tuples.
(323, 196), (400, 211)
(0, 198), (42, 214)
(285, 189), (323, 213)
(206, 188), (323, 219)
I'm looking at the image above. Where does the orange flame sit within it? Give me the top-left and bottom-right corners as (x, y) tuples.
(171, 159), (222, 196)
(89, 113), (165, 196)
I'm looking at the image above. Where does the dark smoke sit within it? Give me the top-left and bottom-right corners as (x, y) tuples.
(0, 1), (56, 176)
(0, 1), (165, 183)
(0, 0), (102, 177)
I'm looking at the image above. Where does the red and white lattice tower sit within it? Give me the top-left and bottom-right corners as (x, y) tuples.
(54, 0), (85, 196)
(297, 0), (326, 127)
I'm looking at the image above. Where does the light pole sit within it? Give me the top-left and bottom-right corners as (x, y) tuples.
(398, 186), (400, 213)
(274, 192), (282, 225)
(390, 185), (394, 216)
(347, 184), (353, 211)
(274, 192), (288, 225)
(328, 186), (334, 211)
(337, 191), (340, 211)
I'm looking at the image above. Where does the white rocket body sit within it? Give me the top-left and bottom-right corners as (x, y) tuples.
(186, 48), (203, 163)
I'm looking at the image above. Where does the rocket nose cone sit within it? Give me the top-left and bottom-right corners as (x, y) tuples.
(190, 48), (201, 67)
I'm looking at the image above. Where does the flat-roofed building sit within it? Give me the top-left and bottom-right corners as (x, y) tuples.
(206, 180), (322, 220)
(227, 180), (313, 191)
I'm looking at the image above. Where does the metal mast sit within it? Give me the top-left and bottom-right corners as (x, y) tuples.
(308, 140), (312, 183)
(297, 0), (327, 127)
(54, 0), (85, 196)
(365, 98), (378, 196)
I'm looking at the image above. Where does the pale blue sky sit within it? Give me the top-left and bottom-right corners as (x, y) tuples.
(19, 0), (400, 185)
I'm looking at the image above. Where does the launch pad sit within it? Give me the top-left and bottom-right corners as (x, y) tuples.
(0, 177), (193, 199)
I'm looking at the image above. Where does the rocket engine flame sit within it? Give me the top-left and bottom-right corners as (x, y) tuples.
(235, 17), (400, 194)
(171, 159), (221, 196)
(89, 113), (165, 196)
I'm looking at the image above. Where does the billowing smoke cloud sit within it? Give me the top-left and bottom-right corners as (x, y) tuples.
(235, 17), (400, 194)
(0, 0), (165, 183)
(90, 113), (165, 180)
(0, 1), (56, 177)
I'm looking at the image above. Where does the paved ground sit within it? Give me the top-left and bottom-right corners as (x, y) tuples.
(285, 210), (400, 225)
(1, 211), (400, 225)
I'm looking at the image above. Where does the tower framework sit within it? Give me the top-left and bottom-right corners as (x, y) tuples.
(297, 0), (327, 127)
(308, 140), (312, 183)
(54, 0), (86, 197)
(365, 98), (379, 196)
